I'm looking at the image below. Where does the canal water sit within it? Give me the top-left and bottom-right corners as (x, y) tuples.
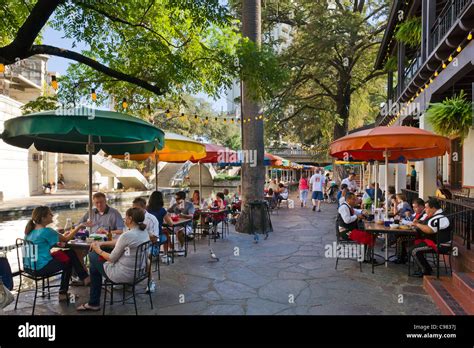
(0, 186), (237, 247)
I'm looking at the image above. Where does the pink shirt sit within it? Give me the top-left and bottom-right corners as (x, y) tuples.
(299, 178), (309, 190)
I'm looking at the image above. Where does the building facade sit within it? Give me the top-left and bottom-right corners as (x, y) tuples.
(374, 0), (474, 198)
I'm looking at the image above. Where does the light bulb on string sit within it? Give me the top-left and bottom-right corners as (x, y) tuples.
(51, 75), (58, 90)
(448, 55), (453, 62)
(468, 32), (472, 40)
(91, 89), (97, 101)
(434, 71), (438, 77)
(122, 98), (128, 109)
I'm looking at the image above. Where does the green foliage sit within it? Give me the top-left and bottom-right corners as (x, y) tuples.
(214, 174), (240, 181)
(21, 95), (59, 115)
(256, 0), (389, 148)
(237, 39), (289, 102)
(394, 17), (422, 47)
(426, 90), (473, 141)
(384, 56), (397, 72)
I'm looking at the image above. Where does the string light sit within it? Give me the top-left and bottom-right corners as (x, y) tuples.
(91, 88), (97, 101)
(51, 75), (58, 90)
(429, 78), (433, 84)
(456, 45), (462, 53)
(122, 98), (127, 109)
(442, 62), (447, 69)
(448, 55), (453, 62)
(434, 71), (438, 77)
(468, 32), (472, 40)
(0, 64), (4, 73)
(165, 109), (171, 118)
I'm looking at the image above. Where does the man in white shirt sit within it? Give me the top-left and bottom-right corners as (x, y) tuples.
(132, 197), (159, 239)
(309, 168), (326, 212)
(337, 192), (364, 238)
(341, 172), (358, 192)
(132, 197), (160, 293)
(410, 198), (451, 277)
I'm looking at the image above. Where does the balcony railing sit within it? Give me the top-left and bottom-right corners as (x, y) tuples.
(430, 196), (473, 250)
(402, 49), (422, 91)
(431, 0), (471, 49)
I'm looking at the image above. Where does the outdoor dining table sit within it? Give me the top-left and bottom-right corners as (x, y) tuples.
(196, 209), (228, 243)
(163, 217), (192, 263)
(363, 221), (417, 273)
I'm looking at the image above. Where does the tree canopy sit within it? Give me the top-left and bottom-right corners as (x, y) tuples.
(244, 0), (390, 153)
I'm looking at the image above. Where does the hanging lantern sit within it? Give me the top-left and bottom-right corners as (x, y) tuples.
(51, 75), (58, 90)
(122, 98), (128, 109)
(91, 89), (97, 101)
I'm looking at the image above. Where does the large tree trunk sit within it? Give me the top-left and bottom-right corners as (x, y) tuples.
(236, 0), (266, 234)
(333, 82), (351, 183)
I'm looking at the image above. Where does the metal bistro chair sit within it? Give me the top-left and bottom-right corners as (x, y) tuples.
(334, 220), (363, 272)
(14, 238), (64, 315)
(102, 241), (153, 315)
(408, 214), (456, 278)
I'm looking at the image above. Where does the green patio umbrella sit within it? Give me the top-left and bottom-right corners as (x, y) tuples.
(0, 108), (164, 219)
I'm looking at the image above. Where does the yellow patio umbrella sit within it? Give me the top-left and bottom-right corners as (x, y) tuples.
(113, 132), (206, 190)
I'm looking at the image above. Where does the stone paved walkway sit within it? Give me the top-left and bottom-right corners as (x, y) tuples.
(2, 195), (439, 315)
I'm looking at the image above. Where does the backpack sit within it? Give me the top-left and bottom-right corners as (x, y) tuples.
(0, 258), (13, 290)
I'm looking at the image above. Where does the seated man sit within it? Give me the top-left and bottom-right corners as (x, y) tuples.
(394, 198), (425, 264)
(168, 191), (195, 255)
(337, 193), (374, 258)
(409, 198), (451, 277)
(79, 192), (124, 235)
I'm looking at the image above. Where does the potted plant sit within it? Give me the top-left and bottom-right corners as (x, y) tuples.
(394, 17), (422, 48)
(426, 90), (473, 142)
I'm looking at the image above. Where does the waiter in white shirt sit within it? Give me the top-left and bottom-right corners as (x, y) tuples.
(341, 172), (358, 192)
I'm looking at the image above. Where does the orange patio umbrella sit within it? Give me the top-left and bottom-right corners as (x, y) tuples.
(329, 126), (450, 214)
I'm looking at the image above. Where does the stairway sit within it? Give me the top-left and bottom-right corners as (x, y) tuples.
(423, 235), (474, 315)
(423, 272), (474, 315)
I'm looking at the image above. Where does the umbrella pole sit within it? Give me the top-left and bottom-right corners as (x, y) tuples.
(155, 153), (159, 191)
(374, 162), (378, 208)
(198, 161), (202, 197)
(384, 149), (389, 218)
(88, 135), (93, 221)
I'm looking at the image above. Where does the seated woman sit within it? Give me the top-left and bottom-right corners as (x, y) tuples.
(276, 183), (289, 206)
(337, 192), (374, 260)
(147, 191), (173, 264)
(435, 185), (453, 200)
(394, 193), (413, 218)
(190, 190), (207, 209)
(24, 206), (90, 302)
(77, 207), (150, 311)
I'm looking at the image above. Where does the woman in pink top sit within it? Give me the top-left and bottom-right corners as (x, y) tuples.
(299, 174), (310, 207)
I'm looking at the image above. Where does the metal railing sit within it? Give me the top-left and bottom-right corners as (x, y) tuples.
(430, 196), (473, 250)
(401, 189), (419, 205)
(431, 0), (471, 49)
(402, 49), (422, 91)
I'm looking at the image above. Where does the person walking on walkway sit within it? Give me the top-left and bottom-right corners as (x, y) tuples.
(298, 174), (309, 208)
(309, 168), (326, 212)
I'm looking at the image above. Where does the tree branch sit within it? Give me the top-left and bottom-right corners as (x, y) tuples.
(0, 0), (64, 63)
(29, 45), (163, 95)
(75, 0), (187, 49)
